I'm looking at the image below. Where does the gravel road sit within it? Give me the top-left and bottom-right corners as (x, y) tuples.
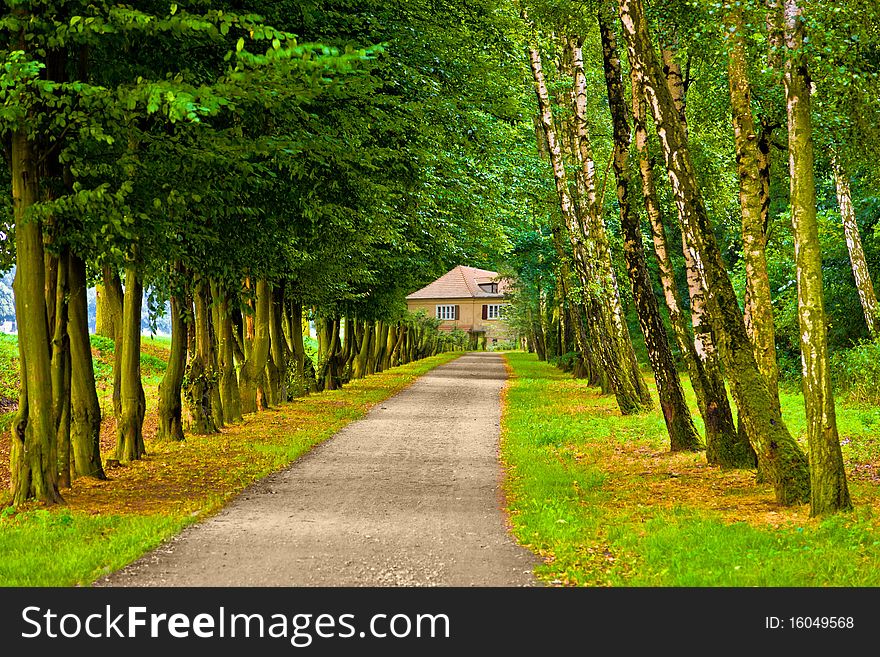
(96, 352), (538, 587)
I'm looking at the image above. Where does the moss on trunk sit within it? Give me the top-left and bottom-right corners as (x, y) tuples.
(185, 281), (219, 434)
(268, 285), (290, 404)
(783, 0), (851, 515)
(49, 248), (72, 488)
(726, 3), (782, 416)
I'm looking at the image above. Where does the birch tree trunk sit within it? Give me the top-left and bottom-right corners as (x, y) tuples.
(532, 115), (602, 384)
(618, 0), (810, 504)
(528, 40), (648, 414)
(630, 70), (741, 460)
(568, 39), (652, 408)
(833, 155), (880, 337)
(726, 3), (782, 416)
(660, 38), (755, 468)
(783, 0), (851, 515)
(599, 11), (701, 450)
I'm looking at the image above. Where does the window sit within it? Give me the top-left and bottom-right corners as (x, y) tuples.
(436, 304), (457, 320)
(478, 282), (499, 293)
(485, 304), (506, 320)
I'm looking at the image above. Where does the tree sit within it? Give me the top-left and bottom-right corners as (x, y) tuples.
(617, 0), (810, 504)
(724, 1), (781, 414)
(598, 5), (701, 450)
(781, 0), (850, 515)
(832, 155), (880, 338)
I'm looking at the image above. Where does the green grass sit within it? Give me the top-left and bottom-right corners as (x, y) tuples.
(0, 333), (19, 434)
(501, 352), (880, 586)
(610, 509), (880, 586)
(89, 333), (168, 379)
(0, 508), (191, 586)
(144, 335), (172, 349)
(0, 333), (18, 401)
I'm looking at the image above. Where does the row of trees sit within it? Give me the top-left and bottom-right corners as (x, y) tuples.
(6, 0), (874, 520)
(2, 1), (522, 505)
(508, 0), (878, 516)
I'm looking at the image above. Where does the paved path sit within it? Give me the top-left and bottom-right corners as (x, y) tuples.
(97, 352), (538, 586)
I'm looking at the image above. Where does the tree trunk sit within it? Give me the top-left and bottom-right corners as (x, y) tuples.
(158, 274), (187, 441)
(10, 128), (63, 504)
(371, 321), (387, 374)
(661, 38), (754, 467)
(95, 283), (117, 340)
(528, 41), (648, 415)
(631, 70), (741, 460)
(726, 3), (782, 415)
(599, 12), (702, 451)
(239, 279), (271, 412)
(50, 248), (72, 487)
(115, 265), (146, 463)
(568, 38), (652, 409)
(207, 286), (224, 428)
(618, 0), (810, 504)
(268, 285), (290, 404)
(383, 323), (397, 371)
(327, 317), (343, 388)
(99, 266), (124, 342)
(833, 155), (880, 337)
(532, 115), (599, 383)
(288, 300), (308, 397)
(105, 265), (125, 423)
(354, 320), (373, 379)
(391, 322), (406, 366)
(213, 283), (242, 421)
(185, 281), (219, 434)
(68, 253), (105, 479)
(783, 0), (851, 515)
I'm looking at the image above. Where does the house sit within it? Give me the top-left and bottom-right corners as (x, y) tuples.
(405, 265), (512, 347)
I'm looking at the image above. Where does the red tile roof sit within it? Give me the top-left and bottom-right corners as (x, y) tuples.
(406, 265), (510, 300)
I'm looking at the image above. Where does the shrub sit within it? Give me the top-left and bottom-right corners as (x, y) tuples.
(830, 339), (880, 406)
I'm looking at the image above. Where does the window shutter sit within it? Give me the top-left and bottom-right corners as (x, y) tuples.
(482, 304), (488, 320)
(454, 305), (459, 320)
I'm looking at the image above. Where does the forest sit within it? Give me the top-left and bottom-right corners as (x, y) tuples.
(1, 0), (880, 587)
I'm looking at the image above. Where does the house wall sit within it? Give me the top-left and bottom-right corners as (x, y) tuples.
(406, 297), (513, 342)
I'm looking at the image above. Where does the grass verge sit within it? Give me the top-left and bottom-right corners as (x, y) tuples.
(0, 351), (461, 586)
(500, 352), (880, 586)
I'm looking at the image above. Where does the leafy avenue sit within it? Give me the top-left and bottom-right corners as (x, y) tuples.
(1, 0), (880, 586)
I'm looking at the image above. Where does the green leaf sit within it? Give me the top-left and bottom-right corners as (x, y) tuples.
(236, 37), (245, 53)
